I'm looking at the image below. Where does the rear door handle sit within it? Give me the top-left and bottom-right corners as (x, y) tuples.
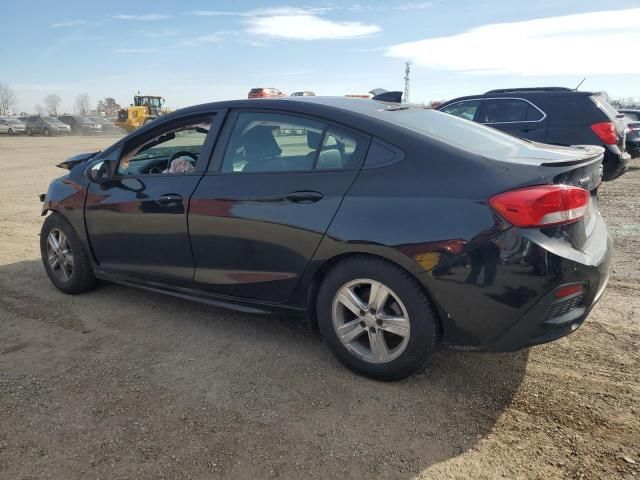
(284, 191), (323, 204)
(156, 193), (184, 205)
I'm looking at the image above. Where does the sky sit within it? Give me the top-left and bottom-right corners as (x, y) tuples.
(2, 0), (640, 113)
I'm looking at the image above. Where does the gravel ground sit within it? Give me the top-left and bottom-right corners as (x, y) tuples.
(0, 136), (638, 480)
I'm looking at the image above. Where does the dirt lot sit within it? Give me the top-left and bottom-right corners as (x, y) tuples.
(0, 135), (638, 480)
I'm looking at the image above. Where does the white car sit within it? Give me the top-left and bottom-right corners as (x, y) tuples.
(0, 118), (26, 135)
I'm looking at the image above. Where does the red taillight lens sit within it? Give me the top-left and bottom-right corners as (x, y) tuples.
(590, 122), (618, 145)
(489, 185), (589, 228)
(554, 284), (585, 298)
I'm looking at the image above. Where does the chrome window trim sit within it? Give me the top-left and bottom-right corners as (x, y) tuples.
(442, 97), (547, 125)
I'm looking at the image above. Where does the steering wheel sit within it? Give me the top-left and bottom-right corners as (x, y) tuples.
(169, 150), (198, 164)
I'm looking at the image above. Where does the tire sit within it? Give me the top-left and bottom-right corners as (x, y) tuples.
(8, 128), (14, 136)
(40, 213), (97, 294)
(43, 127), (50, 136)
(316, 256), (439, 381)
(26, 127), (32, 136)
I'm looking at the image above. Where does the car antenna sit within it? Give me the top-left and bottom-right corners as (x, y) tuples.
(574, 78), (586, 91)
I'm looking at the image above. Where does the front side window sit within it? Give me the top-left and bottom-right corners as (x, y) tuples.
(440, 100), (481, 121)
(117, 118), (212, 176)
(481, 99), (543, 123)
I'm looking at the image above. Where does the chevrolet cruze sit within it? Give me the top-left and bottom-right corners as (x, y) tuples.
(40, 97), (611, 380)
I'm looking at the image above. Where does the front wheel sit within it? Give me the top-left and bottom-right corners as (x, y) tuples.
(8, 128), (14, 135)
(43, 127), (50, 136)
(316, 256), (439, 381)
(40, 214), (97, 294)
(26, 127), (32, 136)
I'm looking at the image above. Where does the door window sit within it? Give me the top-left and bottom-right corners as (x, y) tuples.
(481, 99), (544, 123)
(117, 118), (212, 176)
(440, 100), (481, 121)
(221, 112), (325, 172)
(220, 112), (368, 173)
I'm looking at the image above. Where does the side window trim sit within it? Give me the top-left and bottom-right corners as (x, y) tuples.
(479, 97), (546, 125)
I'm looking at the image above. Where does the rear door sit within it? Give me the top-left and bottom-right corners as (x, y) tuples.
(189, 110), (370, 302)
(477, 97), (549, 141)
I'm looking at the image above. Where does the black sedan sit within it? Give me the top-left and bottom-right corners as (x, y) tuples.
(59, 114), (103, 135)
(39, 97), (611, 380)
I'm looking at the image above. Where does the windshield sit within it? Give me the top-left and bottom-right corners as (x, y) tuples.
(44, 117), (63, 124)
(383, 108), (531, 159)
(78, 117), (93, 124)
(7, 119), (22, 125)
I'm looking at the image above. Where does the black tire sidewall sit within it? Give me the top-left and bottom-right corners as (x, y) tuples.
(40, 214), (96, 294)
(316, 257), (439, 381)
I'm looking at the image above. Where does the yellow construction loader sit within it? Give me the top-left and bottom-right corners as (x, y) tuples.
(114, 94), (168, 132)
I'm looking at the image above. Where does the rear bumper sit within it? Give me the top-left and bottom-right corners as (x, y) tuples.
(486, 236), (611, 351)
(418, 215), (612, 351)
(602, 149), (630, 180)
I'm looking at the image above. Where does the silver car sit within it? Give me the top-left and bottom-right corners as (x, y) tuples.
(0, 118), (26, 135)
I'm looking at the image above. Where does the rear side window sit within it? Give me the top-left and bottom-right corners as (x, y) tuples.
(440, 100), (481, 121)
(221, 112), (368, 173)
(481, 99), (544, 123)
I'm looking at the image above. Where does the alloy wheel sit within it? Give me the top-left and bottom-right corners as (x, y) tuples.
(331, 279), (410, 364)
(46, 228), (74, 282)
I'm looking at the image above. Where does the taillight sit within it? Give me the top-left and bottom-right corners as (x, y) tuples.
(554, 284), (585, 299)
(489, 185), (589, 228)
(590, 122), (618, 145)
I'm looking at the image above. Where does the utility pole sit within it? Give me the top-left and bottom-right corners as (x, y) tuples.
(403, 61), (411, 104)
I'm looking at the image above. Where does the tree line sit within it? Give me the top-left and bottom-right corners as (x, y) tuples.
(0, 82), (121, 117)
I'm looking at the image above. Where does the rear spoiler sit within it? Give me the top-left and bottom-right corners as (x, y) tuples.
(369, 88), (403, 103)
(57, 151), (100, 170)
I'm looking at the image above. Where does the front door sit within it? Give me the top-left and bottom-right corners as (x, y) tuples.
(85, 113), (221, 286)
(189, 110), (370, 302)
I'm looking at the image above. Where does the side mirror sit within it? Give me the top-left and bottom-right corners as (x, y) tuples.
(87, 160), (114, 183)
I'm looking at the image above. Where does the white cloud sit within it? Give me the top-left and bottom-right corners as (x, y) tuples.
(112, 14), (170, 21)
(386, 8), (640, 76)
(112, 48), (160, 54)
(245, 11), (381, 40)
(51, 20), (87, 28)
(189, 10), (242, 16)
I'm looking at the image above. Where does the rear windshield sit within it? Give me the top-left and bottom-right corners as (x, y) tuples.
(382, 108), (530, 157)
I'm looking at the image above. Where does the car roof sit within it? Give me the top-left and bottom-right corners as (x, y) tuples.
(439, 89), (595, 106)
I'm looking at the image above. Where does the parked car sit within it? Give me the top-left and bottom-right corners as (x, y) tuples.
(437, 87), (630, 181)
(88, 116), (124, 134)
(291, 91), (316, 97)
(619, 109), (640, 157)
(39, 97), (611, 381)
(23, 116), (71, 136)
(248, 87), (286, 98)
(0, 117), (26, 135)
(59, 114), (103, 134)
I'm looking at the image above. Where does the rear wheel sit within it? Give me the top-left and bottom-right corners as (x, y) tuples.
(316, 256), (439, 381)
(40, 214), (97, 294)
(26, 127), (32, 136)
(8, 128), (14, 135)
(43, 127), (50, 136)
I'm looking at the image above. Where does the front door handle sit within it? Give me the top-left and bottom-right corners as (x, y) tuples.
(284, 191), (324, 204)
(156, 193), (184, 206)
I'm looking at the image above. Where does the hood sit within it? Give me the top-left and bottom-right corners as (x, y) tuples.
(57, 151), (100, 170)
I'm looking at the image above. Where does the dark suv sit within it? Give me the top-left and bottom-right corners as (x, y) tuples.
(437, 87), (630, 180)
